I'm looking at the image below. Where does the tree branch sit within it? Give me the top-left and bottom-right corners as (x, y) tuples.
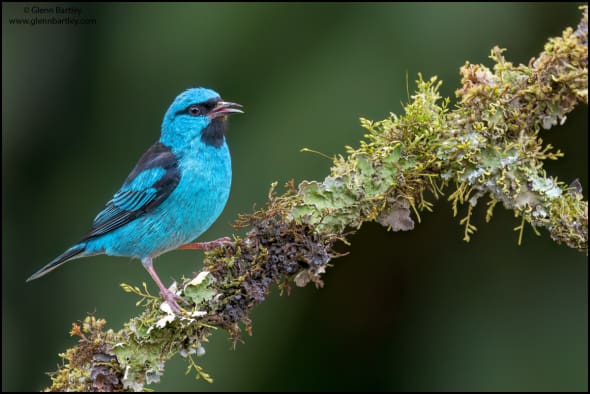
(44, 6), (587, 392)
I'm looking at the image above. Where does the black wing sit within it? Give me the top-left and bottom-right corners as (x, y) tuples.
(81, 142), (180, 241)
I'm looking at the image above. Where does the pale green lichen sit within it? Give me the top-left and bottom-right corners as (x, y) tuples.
(44, 7), (587, 392)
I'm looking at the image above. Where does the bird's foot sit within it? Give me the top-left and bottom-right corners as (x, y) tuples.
(177, 237), (233, 251)
(159, 288), (189, 315)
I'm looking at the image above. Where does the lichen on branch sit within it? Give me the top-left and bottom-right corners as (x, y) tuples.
(44, 7), (587, 392)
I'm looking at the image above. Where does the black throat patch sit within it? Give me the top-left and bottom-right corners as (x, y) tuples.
(201, 117), (227, 148)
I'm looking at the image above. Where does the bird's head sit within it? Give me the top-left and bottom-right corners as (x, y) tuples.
(161, 87), (243, 150)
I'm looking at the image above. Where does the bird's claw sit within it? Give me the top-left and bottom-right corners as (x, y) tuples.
(177, 237), (233, 251)
(160, 289), (189, 315)
(211, 237), (233, 248)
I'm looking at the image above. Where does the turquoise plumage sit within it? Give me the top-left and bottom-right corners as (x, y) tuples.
(27, 88), (243, 313)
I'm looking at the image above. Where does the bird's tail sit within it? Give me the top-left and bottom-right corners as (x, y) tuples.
(26, 244), (86, 282)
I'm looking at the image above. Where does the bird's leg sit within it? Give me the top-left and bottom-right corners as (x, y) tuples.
(177, 237), (233, 251)
(141, 257), (186, 314)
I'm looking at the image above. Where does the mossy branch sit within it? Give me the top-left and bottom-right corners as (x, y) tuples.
(44, 7), (587, 392)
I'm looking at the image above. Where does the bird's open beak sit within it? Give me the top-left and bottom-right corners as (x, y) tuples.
(208, 101), (244, 119)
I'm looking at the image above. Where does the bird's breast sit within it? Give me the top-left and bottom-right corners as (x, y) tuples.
(164, 142), (232, 243)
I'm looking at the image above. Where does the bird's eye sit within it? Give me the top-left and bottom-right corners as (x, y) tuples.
(188, 105), (201, 116)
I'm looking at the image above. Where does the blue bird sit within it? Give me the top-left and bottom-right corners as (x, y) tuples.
(27, 88), (243, 313)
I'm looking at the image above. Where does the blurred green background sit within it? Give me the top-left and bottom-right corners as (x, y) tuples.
(2, 3), (587, 391)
